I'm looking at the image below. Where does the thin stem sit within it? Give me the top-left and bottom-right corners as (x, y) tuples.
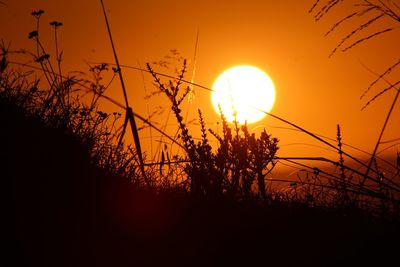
(358, 86), (400, 199)
(100, 0), (147, 185)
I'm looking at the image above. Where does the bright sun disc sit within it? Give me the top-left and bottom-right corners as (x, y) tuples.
(211, 65), (276, 124)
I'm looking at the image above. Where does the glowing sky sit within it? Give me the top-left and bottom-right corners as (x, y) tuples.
(1, 0), (399, 165)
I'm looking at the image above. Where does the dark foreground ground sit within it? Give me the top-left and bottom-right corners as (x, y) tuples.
(2, 99), (400, 267)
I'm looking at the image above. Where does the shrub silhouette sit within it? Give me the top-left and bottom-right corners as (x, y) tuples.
(147, 61), (279, 201)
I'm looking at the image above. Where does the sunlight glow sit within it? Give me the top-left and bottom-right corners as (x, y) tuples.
(211, 65), (276, 124)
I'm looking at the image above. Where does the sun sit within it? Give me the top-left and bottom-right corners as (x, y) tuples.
(211, 65), (276, 124)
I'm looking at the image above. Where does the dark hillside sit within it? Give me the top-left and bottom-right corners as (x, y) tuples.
(1, 97), (399, 266)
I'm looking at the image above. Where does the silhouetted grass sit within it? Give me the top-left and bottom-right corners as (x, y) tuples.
(1, 5), (400, 267)
(1, 6), (399, 214)
(310, 0), (400, 214)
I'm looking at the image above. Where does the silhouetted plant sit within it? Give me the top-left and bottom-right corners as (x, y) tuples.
(147, 62), (279, 200)
(330, 124), (353, 206)
(0, 11), (157, 187)
(310, 0), (400, 213)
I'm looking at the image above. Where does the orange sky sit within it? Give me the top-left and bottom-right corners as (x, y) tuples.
(1, 0), (399, 170)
